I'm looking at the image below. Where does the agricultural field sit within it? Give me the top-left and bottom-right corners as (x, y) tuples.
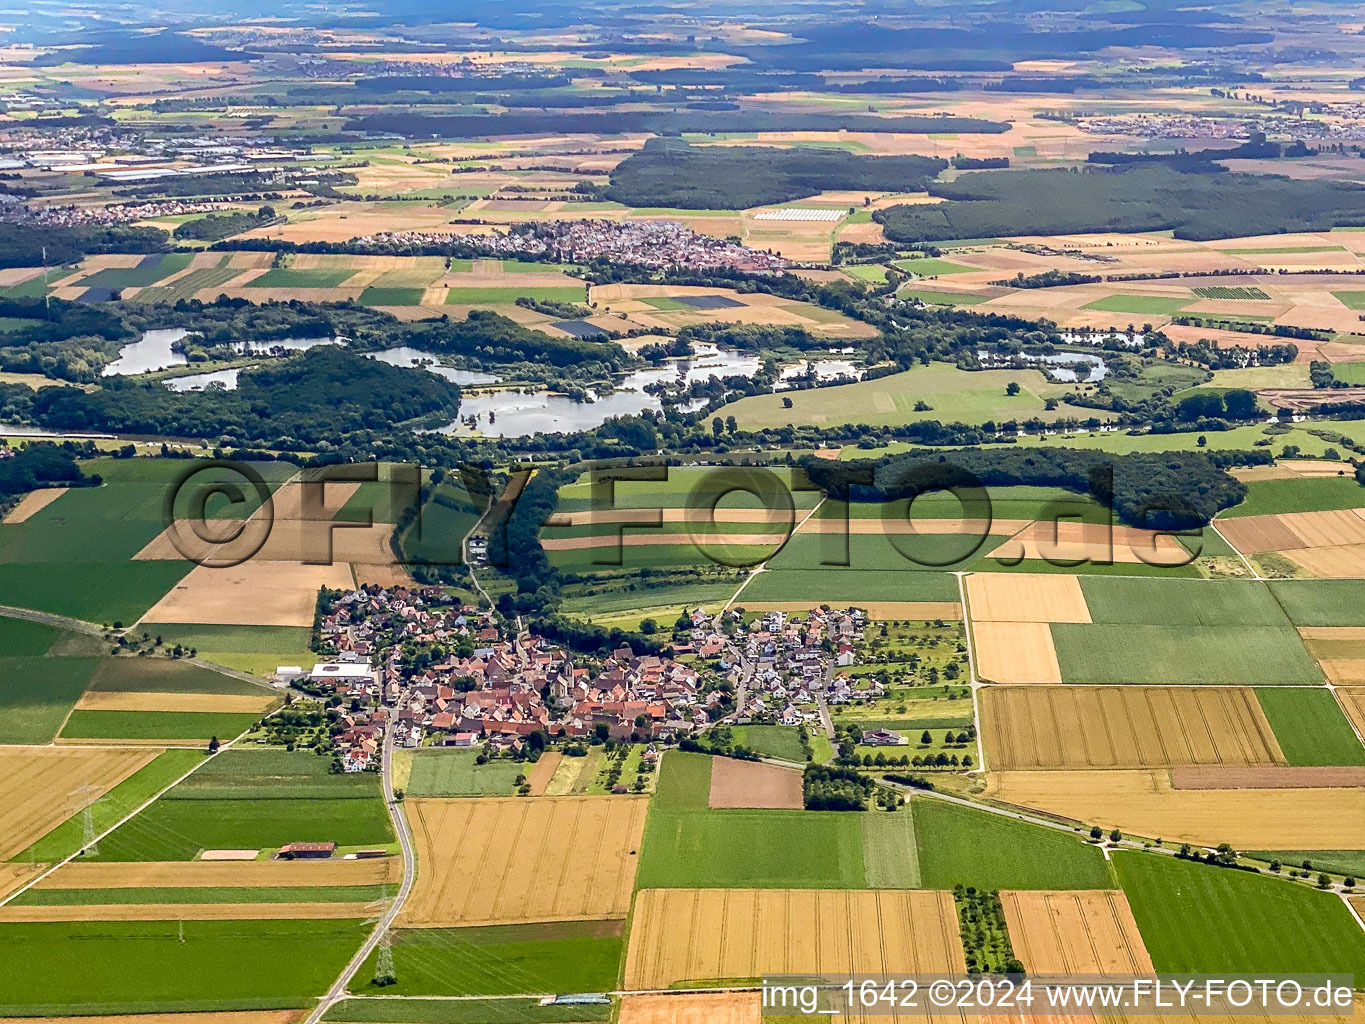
(1113, 852), (1365, 977)
(400, 796), (648, 927)
(1000, 890), (1154, 974)
(405, 749), (525, 797)
(91, 750), (394, 861)
(624, 888), (963, 989)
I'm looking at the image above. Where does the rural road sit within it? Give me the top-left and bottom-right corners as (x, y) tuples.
(307, 716), (417, 1024)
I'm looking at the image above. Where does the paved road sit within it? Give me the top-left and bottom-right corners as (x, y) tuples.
(307, 719), (417, 1023)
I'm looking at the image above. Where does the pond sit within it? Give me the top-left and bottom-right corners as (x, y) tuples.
(230, 336), (345, 355)
(977, 349), (1108, 384)
(102, 328), (190, 376)
(364, 347), (499, 386)
(777, 358), (864, 388)
(162, 367), (247, 392)
(441, 342), (762, 437)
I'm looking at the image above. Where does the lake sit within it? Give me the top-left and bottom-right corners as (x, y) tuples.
(102, 328), (191, 376)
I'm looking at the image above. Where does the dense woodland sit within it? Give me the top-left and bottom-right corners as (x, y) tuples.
(0, 223), (168, 269)
(603, 139), (947, 210)
(874, 165), (1365, 242)
(0, 441), (99, 501)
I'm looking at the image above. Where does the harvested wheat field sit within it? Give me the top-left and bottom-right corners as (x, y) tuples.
(526, 751), (563, 796)
(139, 560), (355, 627)
(0, 902), (368, 922)
(401, 796), (648, 927)
(973, 621), (1063, 684)
(979, 686), (1284, 770)
(1169, 766), (1365, 789)
(73, 691), (278, 714)
(991, 524), (1192, 568)
(1000, 890), (1153, 974)
(34, 857), (402, 889)
(708, 758), (804, 809)
(2, 487), (67, 524)
(1338, 687), (1365, 737)
(1284, 543), (1365, 578)
(625, 888), (964, 990)
(619, 993), (759, 1024)
(986, 770), (1365, 848)
(0, 747), (156, 860)
(966, 574), (1091, 623)
(0, 862), (44, 902)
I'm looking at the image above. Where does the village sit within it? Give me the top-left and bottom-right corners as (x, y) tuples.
(276, 585), (903, 773)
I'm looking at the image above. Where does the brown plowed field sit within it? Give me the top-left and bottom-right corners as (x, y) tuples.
(34, 857), (402, 889)
(0, 902), (368, 922)
(1278, 508), (1365, 547)
(624, 888), (964, 990)
(1338, 687), (1365, 737)
(526, 751), (562, 796)
(619, 993), (759, 1024)
(708, 758), (803, 809)
(979, 686), (1285, 770)
(1000, 890), (1154, 974)
(966, 574), (1091, 623)
(1170, 766), (1365, 789)
(986, 770), (1365, 848)
(401, 796), (648, 927)
(0, 747), (157, 860)
(973, 621), (1063, 684)
(1, 487), (67, 524)
(1207, 516), (1306, 554)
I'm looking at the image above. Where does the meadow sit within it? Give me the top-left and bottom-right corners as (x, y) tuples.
(354, 922), (623, 997)
(0, 655), (97, 743)
(59, 709), (261, 742)
(0, 918), (364, 1015)
(1270, 580), (1365, 627)
(406, 748), (524, 797)
(729, 725), (808, 762)
(913, 798), (1113, 890)
(322, 998), (612, 1023)
(1255, 688), (1365, 767)
(1114, 852), (1365, 977)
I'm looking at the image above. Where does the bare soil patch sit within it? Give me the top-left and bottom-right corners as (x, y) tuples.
(139, 560), (355, 627)
(1169, 766), (1365, 789)
(2, 487), (67, 524)
(36, 858), (401, 889)
(73, 691), (277, 714)
(708, 758), (804, 809)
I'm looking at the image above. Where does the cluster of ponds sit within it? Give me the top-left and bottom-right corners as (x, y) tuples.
(976, 349), (1109, 384)
(101, 331), (876, 439)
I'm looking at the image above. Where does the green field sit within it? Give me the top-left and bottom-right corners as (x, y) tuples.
(354, 922), (622, 997)
(246, 267), (356, 288)
(1114, 851), (1365, 976)
(137, 624), (315, 678)
(76, 254), (193, 290)
(720, 362), (1079, 431)
(133, 258), (239, 304)
(730, 725), (808, 762)
(636, 808), (868, 888)
(407, 749), (523, 797)
(892, 257), (975, 276)
(654, 750), (713, 810)
(59, 710), (261, 742)
(1270, 580), (1365, 627)
(914, 798), (1112, 890)
(444, 286), (586, 305)
(1245, 850), (1365, 878)
(743, 567), (961, 604)
(1222, 476), (1365, 517)
(1255, 688), (1365, 766)
(0, 655), (96, 743)
(0, 918), (363, 1015)
(861, 810), (921, 888)
(1051, 623), (1320, 685)
(359, 287), (427, 306)
(843, 264), (889, 284)
(1081, 294), (1193, 316)
(85, 655), (276, 696)
(16, 749), (202, 862)
(92, 750), (393, 860)
(898, 288), (987, 306)
(0, 616), (62, 655)
(1332, 290), (1365, 310)
(769, 532), (1007, 575)
(323, 998), (612, 1023)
